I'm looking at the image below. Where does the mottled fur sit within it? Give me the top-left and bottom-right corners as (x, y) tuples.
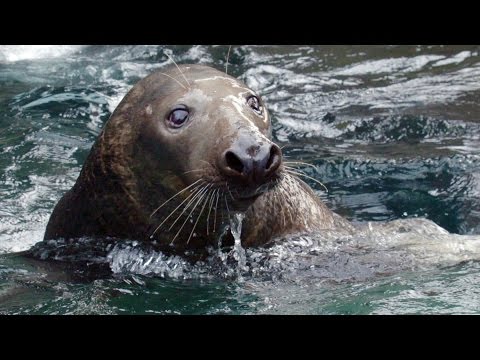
(44, 64), (353, 254)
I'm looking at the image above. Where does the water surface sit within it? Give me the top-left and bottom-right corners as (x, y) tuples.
(1, 45), (480, 314)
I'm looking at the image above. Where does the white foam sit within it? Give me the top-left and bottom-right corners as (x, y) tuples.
(0, 213), (48, 253)
(333, 55), (445, 76)
(276, 117), (343, 138)
(182, 45), (213, 64)
(432, 51), (472, 67)
(0, 45), (85, 62)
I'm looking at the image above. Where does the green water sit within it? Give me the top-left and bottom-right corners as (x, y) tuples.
(1, 45), (480, 314)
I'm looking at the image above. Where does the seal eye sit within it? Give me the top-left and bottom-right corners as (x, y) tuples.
(247, 95), (263, 115)
(167, 108), (189, 128)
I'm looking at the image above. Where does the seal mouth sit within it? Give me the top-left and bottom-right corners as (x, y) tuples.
(235, 191), (263, 202)
(227, 179), (278, 209)
(234, 182), (271, 200)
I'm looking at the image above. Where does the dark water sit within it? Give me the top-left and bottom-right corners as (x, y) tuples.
(1, 45), (480, 314)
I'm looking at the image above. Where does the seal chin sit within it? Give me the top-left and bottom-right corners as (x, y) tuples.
(229, 197), (259, 212)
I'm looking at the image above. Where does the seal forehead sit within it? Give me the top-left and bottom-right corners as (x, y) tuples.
(194, 75), (253, 92)
(193, 75), (269, 129)
(177, 88), (213, 105)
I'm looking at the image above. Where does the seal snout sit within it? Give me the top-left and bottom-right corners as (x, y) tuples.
(219, 136), (282, 188)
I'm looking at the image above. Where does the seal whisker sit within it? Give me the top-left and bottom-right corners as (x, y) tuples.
(165, 53), (191, 88)
(270, 182), (280, 225)
(168, 184), (211, 231)
(272, 180), (286, 227)
(206, 188), (217, 236)
(169, 187), (209, 243)
(285, 174), (308, 224)
(182, 168), (206, 175)
(284, 161), (319, 171)
(226, 183), (235, 201)
(150, 178), (204, 218)
(224, 193), (231, 220)
(213, 188), (220, 234)
(225, 45), (232, 75)
(199, 159), (214, 168)
(157, 72), (188, 90)
(150, 184), (205, 237)
(284, 165), (314, 179)
(284, 169), (329, 193)
(187, 188), (212, 244)
(278, 178), (294, 225)
(170, 184), (212, 244)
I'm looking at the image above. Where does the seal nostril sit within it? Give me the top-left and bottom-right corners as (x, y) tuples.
(225, 151), (244, 174)
(265, 144), (282, 172)
(266, 146), (275, 170)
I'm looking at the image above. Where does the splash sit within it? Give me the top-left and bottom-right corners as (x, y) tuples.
(107, 242), (200, 279)
(230, 212), (248, 275)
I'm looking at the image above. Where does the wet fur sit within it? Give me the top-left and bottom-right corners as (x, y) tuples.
(43, 64), (353, 255)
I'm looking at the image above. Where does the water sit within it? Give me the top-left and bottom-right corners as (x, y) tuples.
(1, 45), (480, 314)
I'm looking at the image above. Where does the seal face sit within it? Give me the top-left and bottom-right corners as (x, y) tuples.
(43, 64), (352, 255)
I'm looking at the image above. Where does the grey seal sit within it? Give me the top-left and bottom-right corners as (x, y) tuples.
(43, 64), (352, 255)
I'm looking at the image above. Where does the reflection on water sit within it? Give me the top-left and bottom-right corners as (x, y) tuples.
(1, 45), (480, 314)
